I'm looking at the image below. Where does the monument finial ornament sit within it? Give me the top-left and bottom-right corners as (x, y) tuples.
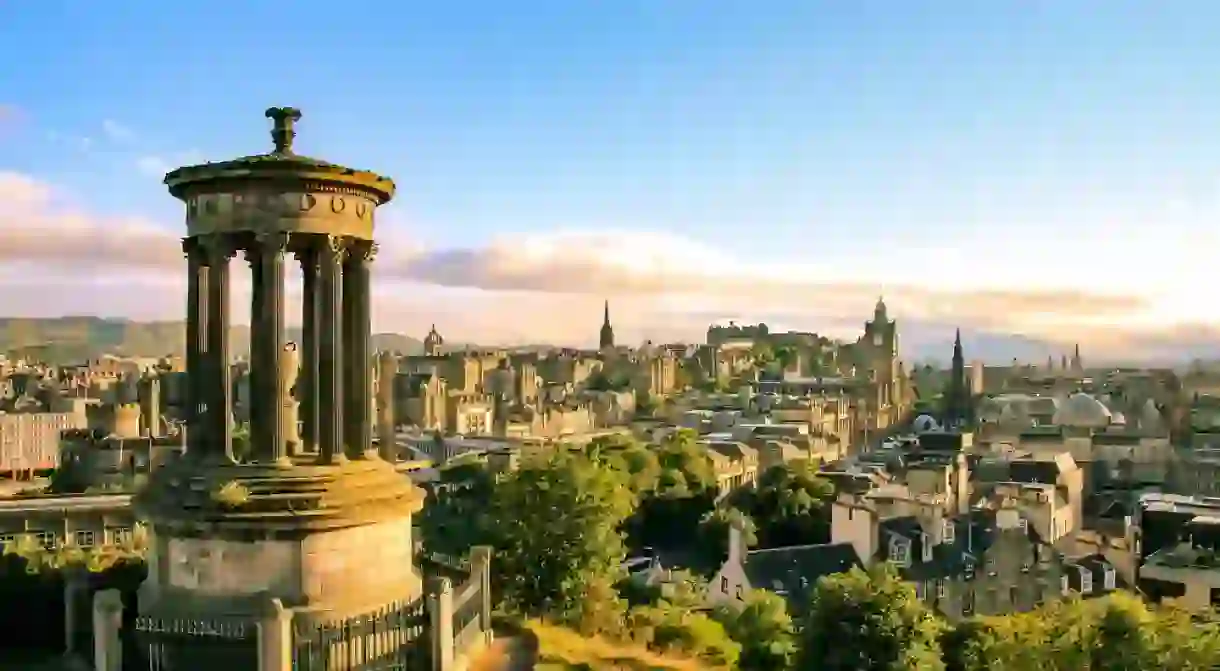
(265, 107), (302, 155)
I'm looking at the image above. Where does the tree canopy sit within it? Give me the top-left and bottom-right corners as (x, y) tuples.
(800, 564), (946, 671)
(730, 461), (835, 548)
(715, 589), (797, 671)
(483, 448), (636, 627)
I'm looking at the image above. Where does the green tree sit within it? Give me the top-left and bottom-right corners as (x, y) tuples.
(418, 459), (497, 556)
(799, 565), (945, 671)
(630, 429), (718, 554)
(628, 602), (741, 667)
(942, 611), (1051, 671)
(715, 589), (798, 671)
(587, 434), (661, 495)
(773, 346), (798, 373)
(733, 461), (834, 548)
(484, 448), (637, 630)
(751, 342), (775, 368)
(696, 506), (756, 568)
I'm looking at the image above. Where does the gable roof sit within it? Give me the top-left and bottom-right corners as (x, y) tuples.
(743, 542), (861, 603)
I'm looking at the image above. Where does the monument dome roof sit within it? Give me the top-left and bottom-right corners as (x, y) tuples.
(1052, 392), (1112, 428)
(163, 107), (395, 204)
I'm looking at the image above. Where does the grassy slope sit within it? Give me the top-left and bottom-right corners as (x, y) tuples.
(527, 619), (715, 671)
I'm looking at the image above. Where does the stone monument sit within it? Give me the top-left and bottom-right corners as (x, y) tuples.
(134, 108), (425, 625)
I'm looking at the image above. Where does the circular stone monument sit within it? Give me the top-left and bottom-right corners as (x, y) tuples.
(134, 108), (425, 622)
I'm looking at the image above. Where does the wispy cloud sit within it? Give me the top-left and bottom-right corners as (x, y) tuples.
(101, 119), (135, 143)
(0, 170), (1213, 360)
(135, 151), (204, 178)
(45, 131), (94, 153)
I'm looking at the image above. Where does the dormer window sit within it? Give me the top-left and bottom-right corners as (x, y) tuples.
(1104, 567), (1116, 590)
(942, 520), (955, 543)
(889, 538), (910, 565)
(1081, 569), (1093, 594)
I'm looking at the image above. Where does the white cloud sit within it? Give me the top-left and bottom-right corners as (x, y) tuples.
(0, 170), (1213, 359)
(136, 150), (205, 178)
(101, 119), (135, 142)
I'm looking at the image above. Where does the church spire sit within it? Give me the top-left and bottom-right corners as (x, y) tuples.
(945, 328), (969, 426)
(599, 300), (615, 350)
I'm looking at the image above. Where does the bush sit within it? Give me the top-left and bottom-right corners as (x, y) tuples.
(626, 601), (740, 667)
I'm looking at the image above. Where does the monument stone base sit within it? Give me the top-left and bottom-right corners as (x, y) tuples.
(134, 454), (426, 625)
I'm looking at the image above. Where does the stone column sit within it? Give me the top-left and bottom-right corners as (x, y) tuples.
(343, 241), (375, 459)
(317, 235), (345, 465)
(296, 242), (320, 454)
(253, 233), (289, 463)
(245, 240), (265, 461)
(184, 238), (209, 457)
(204, 236), (235, 461)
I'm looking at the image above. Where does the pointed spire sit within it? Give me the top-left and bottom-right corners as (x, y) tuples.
(599, 299), (615, 350)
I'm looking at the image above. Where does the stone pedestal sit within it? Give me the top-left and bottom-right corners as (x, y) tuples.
(135, 456), (424, 625)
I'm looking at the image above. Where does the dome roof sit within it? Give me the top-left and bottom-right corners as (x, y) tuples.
(1138, 398), (1164, 432)
(998, 401), (1033, 429)
(1052, 392), (1112, 428)
(912, 414), (939, 433)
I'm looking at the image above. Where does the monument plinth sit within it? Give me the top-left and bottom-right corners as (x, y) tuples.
(134, 108), (424, 623)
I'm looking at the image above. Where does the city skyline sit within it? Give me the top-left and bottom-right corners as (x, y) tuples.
(2, 1), (1220, 360)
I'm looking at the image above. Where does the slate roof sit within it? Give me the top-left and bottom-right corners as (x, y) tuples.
(877, 509), (1043, 582)
(743, 542), (862, 604)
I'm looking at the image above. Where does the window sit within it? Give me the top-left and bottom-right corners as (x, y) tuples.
(915, 582), (925, 600)
(1061, 574), (1070, 595)
(33, 531), (54, 549)
(74, 531), (95, 547)
(1081, 570), (1093, 594)
(942, 520), (955, 544)
(936, 581), (946, 600)
(921, 534), (933, 562)
(109, 527), (132, 546)
(1104, 568), (1116, 591)
(889, 539), (909, 565)
(721, 576), (729, 593)
(735, 586), (744, 600)
(962, 590), (975, 615)
(1017, 518), (1028, 532)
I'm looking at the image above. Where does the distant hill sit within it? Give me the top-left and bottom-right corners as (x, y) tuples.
(0, 317), (424, 363)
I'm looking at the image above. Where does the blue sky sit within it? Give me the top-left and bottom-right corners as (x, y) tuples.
(1, 1), (1219, 358)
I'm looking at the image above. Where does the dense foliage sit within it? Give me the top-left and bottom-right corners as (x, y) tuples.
(418, 436), (1220, 669)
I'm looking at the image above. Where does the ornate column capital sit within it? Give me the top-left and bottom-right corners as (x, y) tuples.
(347, 240), (377, 265)
(182, 237), (208, 262)
(200, 235), (237, 263)
(255, 232), (292, 255)
(320, 235), (349, 266)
